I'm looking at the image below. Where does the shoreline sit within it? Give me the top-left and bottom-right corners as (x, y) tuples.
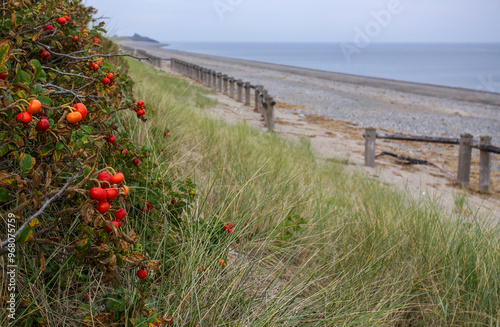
(121, 41), (500, 142)
(122, 41), (500, 106)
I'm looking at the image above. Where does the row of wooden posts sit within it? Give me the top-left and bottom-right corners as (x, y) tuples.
(170, 58), (276, 131)
(120, 47), (275, 131)
(364, 128), (500, 193)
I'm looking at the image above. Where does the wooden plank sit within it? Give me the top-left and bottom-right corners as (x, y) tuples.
(473, 143), (500, 154)
(376, 131), (459, 144)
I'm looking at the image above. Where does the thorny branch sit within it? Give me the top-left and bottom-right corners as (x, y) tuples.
(0, 174), (82, 254)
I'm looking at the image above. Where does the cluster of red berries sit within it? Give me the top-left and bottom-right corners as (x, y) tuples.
(135, 100), (146, 117)
(16, 99), (42, 125)
(56, 15), (70, 25)
(43, 15), (70, 36)
(101, 72), (115, 86)
(89, 171), (128, 232)
(223, 223), (233, 234)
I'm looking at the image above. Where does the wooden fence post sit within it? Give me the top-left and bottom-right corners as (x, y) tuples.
(479, 136), (492, 193)
(457, 133), (473, 187)
(217, 73), (222, 92)
(223, 75), (228, 94)
(208, 70), (212, 87)
(266, 94), (275, 132)
(229, 78), (235, 98)
(364, 128), (376, 167)
(244, 82), (251, 105)
(237, 80), (243, 102)
(255, 85), (263, 112)
(261, 89), (269, 127)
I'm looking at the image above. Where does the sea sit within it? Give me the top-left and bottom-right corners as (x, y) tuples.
(163, 42), (500, 93)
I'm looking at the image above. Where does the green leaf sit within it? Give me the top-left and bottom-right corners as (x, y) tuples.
(33, 83), (43, 94)
(30, 59), (46, 81)
(19, 153), (35, 175)
(0, 188), (9, 202)
(13, 63), (31, 85)
(55, 141), (64, 150)
(0, 41), (10, 74)
(17, 226), (33, 243)
(37, 95), (52, 106)
(53, 149), (62, 161)
(0, 145), (9, 157)
(40, 145), (53, 156)
(81, 125), (93, 134)
(76, 139), (83, 148)
(83, 165), (91, 177)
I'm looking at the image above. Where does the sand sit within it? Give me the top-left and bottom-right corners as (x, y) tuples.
(121, 41), (500, 222)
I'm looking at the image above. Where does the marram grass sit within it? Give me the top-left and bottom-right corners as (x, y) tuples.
(121, 59), (500, 326)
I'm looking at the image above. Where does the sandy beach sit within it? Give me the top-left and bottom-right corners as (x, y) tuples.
(121, 41), (500, 220)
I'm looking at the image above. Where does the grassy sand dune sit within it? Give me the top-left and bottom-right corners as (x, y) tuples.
(125, 59), (500, 326)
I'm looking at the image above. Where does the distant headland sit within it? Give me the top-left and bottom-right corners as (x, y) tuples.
(118, 33), (160, 43)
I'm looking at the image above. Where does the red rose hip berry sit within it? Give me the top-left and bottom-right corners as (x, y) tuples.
(96, 201), (110, 214)
(40, 51), (50, 60)
(136, 109), (145, 117)
(57, 17), (66, 25)
(89, 187), (107, 202)
(105, 187), (119, 201)
(17, 112), (32, 124)
(110, 172), (124, 185)
(132, 158), (140, 165)
(101, 77), (110, 85)
(137, 100), (144, 108)
(104, 220), (122, 232)
(137, 269), (148, 280)
(114, 208), (127, 220)
(97, 171), (113, 183)
(36, 118), (50, 132)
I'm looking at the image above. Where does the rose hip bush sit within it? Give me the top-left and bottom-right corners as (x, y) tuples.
(0, 1), (193, 325)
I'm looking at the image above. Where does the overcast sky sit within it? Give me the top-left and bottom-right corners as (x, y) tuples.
(85, 0), (500, 43)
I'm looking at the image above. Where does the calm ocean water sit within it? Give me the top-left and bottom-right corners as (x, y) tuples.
(163, 42), (500, 92)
